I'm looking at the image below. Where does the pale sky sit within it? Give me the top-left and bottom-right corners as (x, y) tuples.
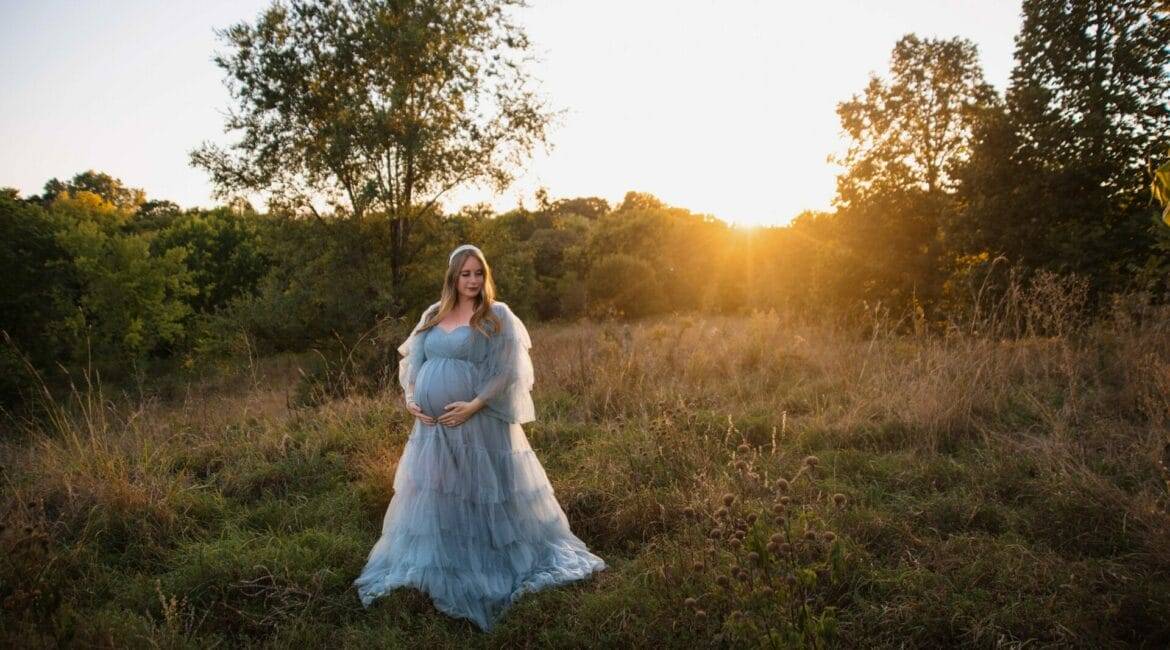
(1, 0), (1022, 226)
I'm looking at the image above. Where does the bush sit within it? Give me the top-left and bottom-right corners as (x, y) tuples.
(586, 254), (662, 319)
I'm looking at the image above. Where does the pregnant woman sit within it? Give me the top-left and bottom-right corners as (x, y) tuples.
(353, 243), (606, 631)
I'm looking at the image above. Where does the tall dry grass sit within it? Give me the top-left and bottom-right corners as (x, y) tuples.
(2, 269), (1168, 646)
(531, 275), (1170, 566)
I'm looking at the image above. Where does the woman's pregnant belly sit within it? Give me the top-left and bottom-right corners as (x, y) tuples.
(415, 358), (477, 420)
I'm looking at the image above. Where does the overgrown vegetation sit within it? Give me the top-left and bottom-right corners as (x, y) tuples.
(2, 2), (1169, 643)
(2, 280), (1167, 647)
(5, 2), (1168, 420)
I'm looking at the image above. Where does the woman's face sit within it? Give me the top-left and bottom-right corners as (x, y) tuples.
(456, 255), (484, 302)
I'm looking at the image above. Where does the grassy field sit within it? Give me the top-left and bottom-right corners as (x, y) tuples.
(3, 301), (1169, 648)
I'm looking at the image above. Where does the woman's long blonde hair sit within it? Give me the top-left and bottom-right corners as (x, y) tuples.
(418, 247), (503, 337)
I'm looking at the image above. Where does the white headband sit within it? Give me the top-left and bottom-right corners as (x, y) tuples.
(449, 244), (483, 264)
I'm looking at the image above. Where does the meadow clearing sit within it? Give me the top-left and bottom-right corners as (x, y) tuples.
(3, 291), (1169, 648)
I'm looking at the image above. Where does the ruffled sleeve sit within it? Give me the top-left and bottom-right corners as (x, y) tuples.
(473, 302), (536, 424)
(397, 302), (438, 405)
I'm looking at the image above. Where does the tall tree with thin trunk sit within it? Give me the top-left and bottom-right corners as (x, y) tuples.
(190, 0), (553, 301)
(835, 34), (999, 205)
(832, 34), (998, 313)
(955, 0), (1170, 296)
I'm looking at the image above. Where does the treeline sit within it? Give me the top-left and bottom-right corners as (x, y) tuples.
(2, 0), (1168, 414)
(0, 178), (750, 410)
(1, 177), (269, 409)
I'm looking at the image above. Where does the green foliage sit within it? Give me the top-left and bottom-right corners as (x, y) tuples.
(290, 316), (408, 408)
(833, 34), (998, 318)
(582, 196), (744, 317)
(150, 207), (271, 314)
(0, 187), (201, 402)
(1154, 152), (1170, 226)
(0, 196), (77, 407)
(9, 6), (1170, 415)
(40, 170), (146, 212)
(835, 34), (998, 203)
(586, 253), (660, 319)
(191, 0), (554, 299)
(51, 193), (196, 370)
(547, 196), (610, 221)
(208, 215), (397, 353)
(498, 209), (592, 320)
(2, 181), (274, 413)
(956, 0), (1170, 298)
(777, 212), (857, 318)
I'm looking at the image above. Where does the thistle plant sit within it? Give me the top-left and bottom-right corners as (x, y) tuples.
(682, 440), (851, 649)
(0, 496), (56, 622)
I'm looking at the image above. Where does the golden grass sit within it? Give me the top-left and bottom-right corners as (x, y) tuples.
(2, 291), (1169, 646)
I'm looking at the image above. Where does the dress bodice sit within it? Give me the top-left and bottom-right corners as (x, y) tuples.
(423, 325), (476, 362)
(396, 301), (535, 426)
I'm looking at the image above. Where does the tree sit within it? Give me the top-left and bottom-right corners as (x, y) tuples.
(191, 0), (553, 302)
(835, 34), (999, 205)
(151, 209), (272, 314)
(1154, 150), (1170, 225)
(956, 0), (1170, 297)
(40, 170), (146, 211)
(28, 191), (198, 374)
(1009, 0), (1169, 202)
(616, 191), (665, 212)
(832, 34), (998, 314)
(548, 196), (609, 221)
(581, 195), (734, 316)
(586, 253), (661, 319)
(0, 196), (76, 409)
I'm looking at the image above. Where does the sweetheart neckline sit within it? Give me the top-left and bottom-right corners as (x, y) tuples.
(435, 323), (470, 334)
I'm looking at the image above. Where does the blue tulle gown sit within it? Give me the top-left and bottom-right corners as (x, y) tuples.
(353, 300), (606, 631)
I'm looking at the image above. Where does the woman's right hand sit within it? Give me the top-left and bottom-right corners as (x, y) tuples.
(405, 397), (436, 425)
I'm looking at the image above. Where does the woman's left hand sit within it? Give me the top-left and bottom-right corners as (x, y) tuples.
(438, 400), (481, 427)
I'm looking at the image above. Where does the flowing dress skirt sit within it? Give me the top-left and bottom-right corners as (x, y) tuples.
(353, 407), (607, 631)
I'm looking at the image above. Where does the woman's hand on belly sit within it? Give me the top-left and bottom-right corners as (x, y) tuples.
(405, 395), (437, 425)
(437, 398), (484, 427)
